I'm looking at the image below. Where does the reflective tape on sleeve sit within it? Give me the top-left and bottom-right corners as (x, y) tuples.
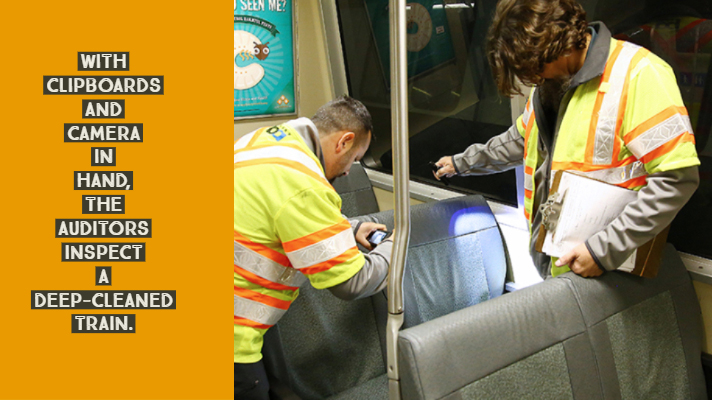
(286, 228), (357, 270)
(234, 294), (287, 327)
(593, 42), (641, 165)
(626, 113), (693, 159)
(234, 241), (307, 288)
(234, 146), (325, 178)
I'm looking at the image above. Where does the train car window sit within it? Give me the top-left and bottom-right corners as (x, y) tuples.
(335, 0), (518, 205)
(582, 0), (712, 258)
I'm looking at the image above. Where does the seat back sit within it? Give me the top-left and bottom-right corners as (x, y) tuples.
(362, 196), (507, 327)
(558, 244), (706, 399)
(262, 195), (508, 398)
(398, 244), (706, 400)
(399, 278), (594, 400)
(331, 162), (379, 217)
(262, 287), (388, 400)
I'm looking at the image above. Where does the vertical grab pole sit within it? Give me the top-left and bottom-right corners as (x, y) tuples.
(387, 1), (410, 399)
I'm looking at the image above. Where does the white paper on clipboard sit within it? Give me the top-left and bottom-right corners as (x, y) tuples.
(542, 171), (638, 270)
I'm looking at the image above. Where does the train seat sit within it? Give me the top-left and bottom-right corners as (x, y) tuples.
(262, 195), (508, 399)
(331, 162), (380, 218)
(397, 244), (706, 399)
(558, 245), (706, 399)
(382, 195), (508, 327)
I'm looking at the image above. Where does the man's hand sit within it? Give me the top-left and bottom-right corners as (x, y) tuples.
(433, 156), (456, 180)
(355, 222), (388, 250)
(555, 243), (604, 278)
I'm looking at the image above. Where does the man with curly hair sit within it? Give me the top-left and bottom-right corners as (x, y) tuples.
(435, 0), (700, 279)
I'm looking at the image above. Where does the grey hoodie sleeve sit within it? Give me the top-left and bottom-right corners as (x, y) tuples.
(346, 214), (382, 236)
(452, 125), (525, 175)
(328, 240), (392, 301)
(585, 166), (699, 271)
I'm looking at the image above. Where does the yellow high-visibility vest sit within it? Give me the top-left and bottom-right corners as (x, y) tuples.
(233, 121), (365, 363)
(516, 38), (700, 276)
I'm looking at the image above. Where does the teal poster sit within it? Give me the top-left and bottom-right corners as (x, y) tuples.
(234, 0), (296, 119)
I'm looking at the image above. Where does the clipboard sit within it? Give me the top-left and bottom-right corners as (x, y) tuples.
(535, 170), (668, 278)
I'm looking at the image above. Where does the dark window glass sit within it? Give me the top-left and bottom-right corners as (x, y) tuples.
(582, 1), (712, 258)
(336, 0), (517, 205)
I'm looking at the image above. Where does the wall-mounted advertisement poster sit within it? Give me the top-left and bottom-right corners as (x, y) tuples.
(234, 0), (296, 119)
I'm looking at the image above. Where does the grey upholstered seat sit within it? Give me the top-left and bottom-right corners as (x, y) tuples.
(359, 196), (508, 328)
(262, 195), (508, 399)
(331, 162), (379, 217)
(558, 245), (706, 399)
(397, 244), (706, 400)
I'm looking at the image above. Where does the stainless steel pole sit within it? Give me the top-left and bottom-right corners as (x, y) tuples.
(387, 0), (410, 399)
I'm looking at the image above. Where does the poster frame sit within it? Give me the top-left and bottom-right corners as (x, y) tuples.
(233, 0), (299, 121)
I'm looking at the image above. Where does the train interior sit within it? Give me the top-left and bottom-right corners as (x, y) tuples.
(234, 0), (712, 398)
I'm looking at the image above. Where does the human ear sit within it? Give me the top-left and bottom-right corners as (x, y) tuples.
(337, 132), (356, 153)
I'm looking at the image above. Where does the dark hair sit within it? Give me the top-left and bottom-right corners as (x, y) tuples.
(312, 95), (373, 144)
(487, 0), (589, 96)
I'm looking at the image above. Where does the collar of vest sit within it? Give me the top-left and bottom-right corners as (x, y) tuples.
(570, 21), (612, 89)
(287, 117), (327, 171)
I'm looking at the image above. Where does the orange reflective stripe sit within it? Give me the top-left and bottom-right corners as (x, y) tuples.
(587, 41), (624, 164)
(613, 48), (649, 162)
(523, 111), (536, 158)
(233, 231), (291, 267)
(617, 175), (647, 189)
(234, 316), (271, 329)
(524, 209), (531, 220)
(234, 286), (291, 310)
(586, 91), (605, 163)
(234, 158), (333, 189)
(524, 189), (533, 199)
(300, 246), (360, 275)
(551, 155), (638, 172)
(282, 219), (352, 253)
(603, 41), (624, 84)
(624, 106), (689, 143)
(246, 127), (266, 148)
(524, 166), (533, 175)
(639, 133), (695, 164)
(234, 264), (300, 291)
(550, 161), (608, 171)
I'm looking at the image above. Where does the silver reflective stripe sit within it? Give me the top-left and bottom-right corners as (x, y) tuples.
(522, 108), (532, 129)
(234, 241), (307, 288)
(521, 89), (535, 129)
(567, 161), (647, 185)
(524, 172), (533, 191)
(627, 113), (693, 159)
(594, 42), (641, 165)
(287, 228), (356, 270)
(234, 294), (287, 326)
(234, 131), (255, 151)
(234, 146), (325, 178)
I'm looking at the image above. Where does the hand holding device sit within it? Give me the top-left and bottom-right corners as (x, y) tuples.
(430, 160), (451, 185)
(366, 229), (391, 248)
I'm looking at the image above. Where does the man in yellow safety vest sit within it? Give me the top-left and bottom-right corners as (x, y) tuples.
(434, 0), (699, 279)
(234, 96), (392, 399)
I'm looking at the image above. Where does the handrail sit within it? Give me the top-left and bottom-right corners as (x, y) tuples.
(387, 1), (410, 399)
